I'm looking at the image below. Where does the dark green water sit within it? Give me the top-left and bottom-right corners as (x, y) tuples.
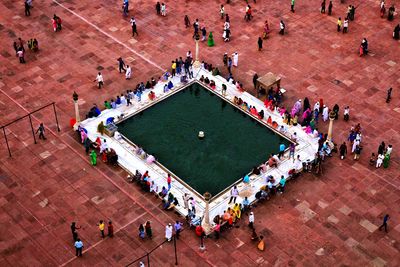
(118, 83), (291, 196)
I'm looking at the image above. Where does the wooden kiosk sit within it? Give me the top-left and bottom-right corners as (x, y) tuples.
(256, 72), (285, 99)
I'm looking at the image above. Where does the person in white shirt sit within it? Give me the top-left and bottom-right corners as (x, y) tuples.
(94, 72), (103, 89)
(248, 212), (255, 229)
(125, 65), (132, 79)
(165, 223), (173, 241)
(228, 185), (239, 204)
(386, 145), (393, 155)
(100, 140), (108, 154)
(161, 3), (166, 16)
(376, 154), (384, 168)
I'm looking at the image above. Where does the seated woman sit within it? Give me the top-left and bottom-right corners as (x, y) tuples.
(145, 81), (152, 89)
(167, 80), (174, 90)
(199, 75), (205, 82)
(267, 116), (272, 125)
(268, 154), (278, 168)
(107, 148), (118, 166)
(252, 166), (261, 175)
(237, 98), (243, 105)
(159, 186), (168, 198)
(209, 80), (216, 90)
(149, 181), (158, 193)
(291, 115), (298, 126)
(250, 106), (258, 116)
(148, 91), (156, 101)
(258, 109), (264, 120)
(116, 95), (122, 105)
(204, 77), (210, 84)
(243, 174), (250, 183)
(233, 203), (241, 220)
(221, 83), (227, 95)
(233, 96), (239, 104)
(110, 99), (116, 109)
(163, 84), (168, 93)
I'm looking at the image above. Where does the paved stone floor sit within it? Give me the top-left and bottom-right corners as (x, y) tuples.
(0, 0), (400, 266)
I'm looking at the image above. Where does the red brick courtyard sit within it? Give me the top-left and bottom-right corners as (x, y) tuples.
(0, 0), (400, 266)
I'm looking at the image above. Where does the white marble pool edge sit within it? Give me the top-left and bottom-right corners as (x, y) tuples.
(79, 67), (319, 230)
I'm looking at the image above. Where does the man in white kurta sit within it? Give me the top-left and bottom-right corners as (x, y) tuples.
(232, 52), (238, 67)
(165, 223), (173, 241)
(322, 105), (329, 121)
(125, 65), (132, 79)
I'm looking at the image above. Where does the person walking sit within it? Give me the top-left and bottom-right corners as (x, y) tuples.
(228, 185), (239, 204)
(248, 211), (255, 229)
(184, 15), (190, 28)
(90, 150), (97, 166)
(74, 238), (84, 257)
(386, 87), (392, 103)
(220, 5), (225, 19)
(125, 65), (132, 80)
(201, 27), (207, 41)
(379, 214), (390, 233)
(94, 72), (104, 89)
(25, 0), (31, 16)
(257, 37), (263, 51)
(117, 57), (126, 73)
(71, 222), (81, 241)
(227, 57), (232, 74)
(337, 17), (342, 32)
(174, 221), (182, 239)
(165, 223), (173, 241)
(145, 221), (152, 238)
(328, 0), (333, 15)
(223, 52), (228, 66)
(17, 49), (25, 64)
(339, 142), (347, 159)
(139, 224), (145, 239)
(279, 20), (285, 35)
(343, 18), (348, 33)
(130, 17), (138, 37)
(36, 123), (46, 140)
(161, 3), (166, 16)
(321, 0), (326, 13)
(291, 0), (295, 12)
(156, 2), (161, 15)
(108, 221), (114, 237)
(98, 220), (105, 238)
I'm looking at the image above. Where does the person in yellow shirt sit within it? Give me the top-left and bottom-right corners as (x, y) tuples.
(98, 220), (105, 238)
(171, 61), (176, 77)
(337, 17), (342, 32)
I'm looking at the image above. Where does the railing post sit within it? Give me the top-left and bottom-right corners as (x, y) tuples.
(28, 114), (37, 144)
(52, 103), (61, 132)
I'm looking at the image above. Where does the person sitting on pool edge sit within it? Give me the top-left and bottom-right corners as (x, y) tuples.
(148, 91), (156, 101)
(268, 154), (278, 168)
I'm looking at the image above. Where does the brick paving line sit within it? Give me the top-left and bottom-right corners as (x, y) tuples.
(0, 88), (216, 266)
(59, 212), (148, 266)
(51, 0), (165, 72)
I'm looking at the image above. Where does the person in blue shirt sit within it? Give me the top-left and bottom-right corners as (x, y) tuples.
(243, 174), (250, 183)
(379, 214), (390, 233)
(278, 175), (286, 193)
(74, 238), (83, 257)
(278, 143), (286, 159)
(242, 196), (250, 213)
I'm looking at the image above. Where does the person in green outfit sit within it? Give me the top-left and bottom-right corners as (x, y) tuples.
(383, 153), (390, 168)
(207, 32), (214, 47)
(90, 150), (97, 166)
(104, 100), (111, 109)
(291, 0), (295, 12)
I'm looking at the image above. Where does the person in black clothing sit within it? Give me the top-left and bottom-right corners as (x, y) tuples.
(386, 87), (392, 103)
(339, 142), (347, 159)
(328, 1), (333, 15)
(71, 222), (81, 240)
(36, 123), (46, 140)
(252, 73), (258, 90)
(332, 104), (339, 120)
(379, 214), (390, 233)
(156, 2), (161, 15)
(321, 0), (326, 13)
(117, 57), (125, 73)
(393, 24), (400, 40)
(378, 141), (386, 155)
(25, 1), (31, 16)
(257, 37), (263, 51)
